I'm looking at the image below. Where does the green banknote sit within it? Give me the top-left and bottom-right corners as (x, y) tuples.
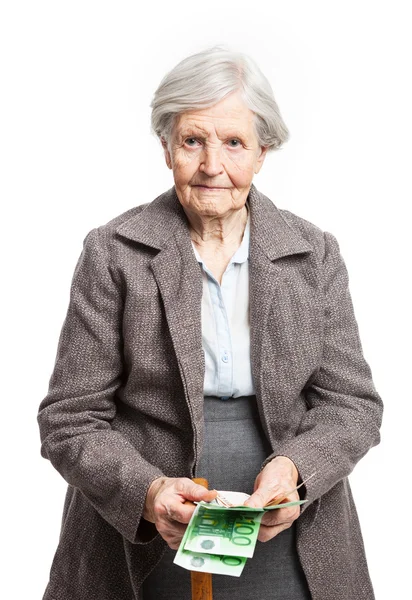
(174, 504), (247, 576)
(183, 504), (264, 559)
(173, 491), (307, 576)
(173, 547), (247, 577)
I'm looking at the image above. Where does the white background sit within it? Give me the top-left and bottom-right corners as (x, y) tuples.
(1, 1), (410, 598)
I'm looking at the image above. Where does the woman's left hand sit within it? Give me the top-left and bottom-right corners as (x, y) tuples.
(243, 455), (301, 542)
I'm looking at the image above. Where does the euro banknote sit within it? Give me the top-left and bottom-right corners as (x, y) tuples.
(174, 490), (307, 576)
(173, 546), (247, 577)
(173, 503), (247, 576)
(183, 503), (264, 558)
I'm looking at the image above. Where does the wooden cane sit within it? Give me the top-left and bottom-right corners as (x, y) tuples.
(185, 477), (213, 600)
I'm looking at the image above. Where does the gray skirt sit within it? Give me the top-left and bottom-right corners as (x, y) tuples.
(142, 396), (312, 600)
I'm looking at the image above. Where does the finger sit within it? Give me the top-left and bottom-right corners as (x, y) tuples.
(156, 491), (217, 525)
(154, 498), (196, 524)
(168, 538), (183, 550)
(156, 517), (187, 547)
(246, 483), (300, 509)
(243, 488), (273, 509)
(261, 507), (300, 527)
(153, 481), (216, 524)
(244, 484), (287, 509)
(176, 479), (217, 503)
(164, 530), (186, 550)
(258, 521), (292, 542)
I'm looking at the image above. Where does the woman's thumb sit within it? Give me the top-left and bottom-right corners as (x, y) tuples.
(185, 482), (217, 502)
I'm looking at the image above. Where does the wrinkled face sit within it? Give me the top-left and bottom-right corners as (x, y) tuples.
(162, 91), (268, 220)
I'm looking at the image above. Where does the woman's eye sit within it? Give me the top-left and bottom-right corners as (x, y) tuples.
(228, 139), (241, 147)
(185, 138), (198, 146)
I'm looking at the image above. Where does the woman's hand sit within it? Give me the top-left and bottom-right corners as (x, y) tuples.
(143, 477), (217, 549)
(243, 456), (301, 542)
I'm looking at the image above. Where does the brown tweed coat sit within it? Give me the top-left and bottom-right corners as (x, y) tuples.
(38, 184), (383, 600)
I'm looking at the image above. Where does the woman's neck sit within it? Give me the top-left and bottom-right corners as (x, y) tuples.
(188, 203), (248, 251)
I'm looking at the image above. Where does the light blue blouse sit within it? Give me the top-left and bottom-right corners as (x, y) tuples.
(190, 207), (255, 399)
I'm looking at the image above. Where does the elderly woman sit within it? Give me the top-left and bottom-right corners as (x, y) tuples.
(38, 47), (383, 600)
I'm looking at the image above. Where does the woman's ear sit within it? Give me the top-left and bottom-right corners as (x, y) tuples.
(254, 146), (269, 174)
(161, 137), (172, 170)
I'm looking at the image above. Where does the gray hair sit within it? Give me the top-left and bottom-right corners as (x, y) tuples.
(150, 46), (289, 151)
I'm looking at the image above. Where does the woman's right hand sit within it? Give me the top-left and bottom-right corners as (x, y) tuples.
(143, 477), (217, 549)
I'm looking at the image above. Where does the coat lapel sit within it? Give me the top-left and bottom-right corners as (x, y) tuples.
(115, 188), (206, 463)
(149, 229), (206, 464)
(115, 184), (313, 457)
(247, 185), (313, 440)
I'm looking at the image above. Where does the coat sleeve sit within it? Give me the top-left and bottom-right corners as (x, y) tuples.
(261, 231), (383, 514)
(37, 227), (163, 543)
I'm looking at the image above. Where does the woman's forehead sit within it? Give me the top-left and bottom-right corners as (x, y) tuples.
(176, 118), (251, 137)
(173, 112), (256, 141)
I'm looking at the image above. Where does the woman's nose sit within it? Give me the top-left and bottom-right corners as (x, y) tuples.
(199, 147), (224, 176)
